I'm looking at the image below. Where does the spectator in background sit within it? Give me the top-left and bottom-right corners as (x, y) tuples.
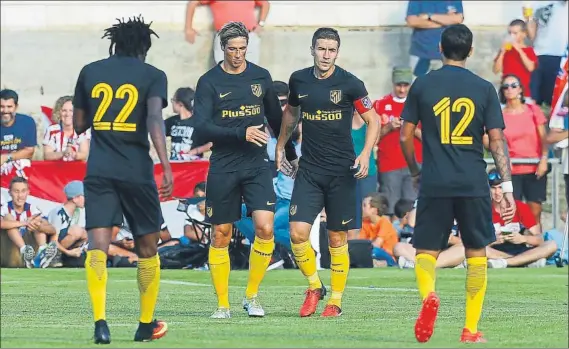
(492, 20), (538, 101)
(166, 87), (212, 161)
(359, 193), (398, 267)
(526, 0), (569, 106)
(47, 180), (87, 265)
(547, 90), (568, 204)
(486, 169), (557, 268)
(185, 0), (270, 65)
(405, 0), (464, 77)
(43, 95), (90, 161)
(183, 182), (209, 244)
(373, 67), (421, 216)
(392, 198), (415, 239)
(0, 89), (36, 177)
(0, 177), (57, 268)
(351, 109), (377, 236)
(485, 74), (549, 226)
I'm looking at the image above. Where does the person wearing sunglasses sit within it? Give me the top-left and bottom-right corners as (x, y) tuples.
(494, 74), (549, 227)
(485, 169), (557, 268)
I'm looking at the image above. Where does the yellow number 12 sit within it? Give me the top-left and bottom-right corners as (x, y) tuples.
(433, 97), (475, 145)
(91, 83), (139, 132)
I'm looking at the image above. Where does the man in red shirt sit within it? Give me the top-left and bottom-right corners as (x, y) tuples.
(373, 67), (423, 216)
(184, 0), (270, 65)
(486, 169), (557, 268)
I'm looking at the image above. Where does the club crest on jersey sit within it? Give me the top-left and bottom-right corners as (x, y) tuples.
(206, 206), (213, 217)
(289, 205), (297, 216)
(330, 90), (342, 104)
(251, 84), (262, 97)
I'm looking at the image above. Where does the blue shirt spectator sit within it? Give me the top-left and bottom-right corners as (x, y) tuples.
(406, 1), (464, 75)
(1, 89), (37, 167)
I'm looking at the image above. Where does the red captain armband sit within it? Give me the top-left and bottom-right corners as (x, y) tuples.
(353, 96), (373, 115)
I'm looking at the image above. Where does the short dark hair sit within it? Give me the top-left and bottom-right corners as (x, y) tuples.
(311, 27), (341, 49)
(102, 15), (158, 57)
(440, 24), (473, 61)
(273, 81), (289, 97)
(194, 181), (206, 195)
(173, 87), (195, 112)
(498, 74), (526, 104)
(394, 199), (414, 219)
(0, 89), (19, 105)
(219, 21), (249, 49)
(9, 176), (28, 190)
(509, 19), (527, 32)
(366, 192), (389, 216)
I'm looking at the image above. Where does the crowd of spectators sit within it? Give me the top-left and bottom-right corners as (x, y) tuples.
(0, 0), (567, 270)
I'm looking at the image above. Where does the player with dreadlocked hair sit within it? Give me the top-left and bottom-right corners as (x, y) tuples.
(73, 16), (171, 344)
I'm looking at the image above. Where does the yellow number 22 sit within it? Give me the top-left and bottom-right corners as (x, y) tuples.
(433, 97), (475, 145)
(91, 83), (139, 132)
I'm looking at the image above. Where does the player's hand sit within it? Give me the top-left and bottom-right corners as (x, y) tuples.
(185, 28), (199, 44)
(500, 192), (517, 224)
(535, 158), (548, 179)
(245, 125), (269, 147)
(353, 153), (370, 179)
(503, 231), (527, 245)
(160, 167), (174, 199)
(390, 118), (402, 129)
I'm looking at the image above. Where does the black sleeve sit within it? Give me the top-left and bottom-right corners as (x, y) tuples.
(194, 76), (246, 144)
(148, 70), (168, 108)
(288, 73), (300, 107)
(483, 83), (505, 131)
(164, 116), (175, 137)
(73, 67), (88, 110)
(350, 76), (368, 101)
(401, 79), (420, 125)
(263, 72), (297, 161)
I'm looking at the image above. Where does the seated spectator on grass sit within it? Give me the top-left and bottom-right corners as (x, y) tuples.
(0, 89), (36, 178)
(394, 221), (465, 269)
(43, 96), (90, 161)
(183, 182), (209, 244)
(486, 169), (557, 268)
(0, 177), (57, 268)
(392, 198), (415, 239)
(166, 88), (212, 161)
(492, 20), (538, 101)
(360, 193), (398, 267)
(46, 180), (87, 266)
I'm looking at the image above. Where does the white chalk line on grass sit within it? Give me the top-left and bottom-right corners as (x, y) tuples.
(1, 278), (416, 292)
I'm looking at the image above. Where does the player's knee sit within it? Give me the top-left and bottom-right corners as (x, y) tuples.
(211, 224), (232, 248)
(254, 222), (273, 240)
(290, 227), (309, 244)
(327, 231), (347, 248)
(68, 225), (87, 241)
(136, 244), (158, 259)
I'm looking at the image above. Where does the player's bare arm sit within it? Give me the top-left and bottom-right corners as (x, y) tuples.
(355, 107), (380, 178)
(275, 103), (301, 175)
(400, 121), (421, 177)
(487, 128), (516, 223)
(147, 96), (173, 198)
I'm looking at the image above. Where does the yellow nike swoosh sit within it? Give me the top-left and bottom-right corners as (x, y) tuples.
(220, 92), (232, 98)
(342, 219), (353, 225)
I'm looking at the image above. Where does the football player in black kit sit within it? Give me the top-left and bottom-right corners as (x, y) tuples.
(275, 27), (380, 318)
(194, 21), (297, 319)
(72, 16), (172, 344)
(399, 24), (516, 344)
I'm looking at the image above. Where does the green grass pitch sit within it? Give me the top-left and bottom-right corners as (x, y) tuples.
(1, 267), (567, 348)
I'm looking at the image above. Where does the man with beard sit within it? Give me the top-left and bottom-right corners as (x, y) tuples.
(0, 89), (36, 175)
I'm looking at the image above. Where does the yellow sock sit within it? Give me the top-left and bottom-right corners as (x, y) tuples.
(85, 250), (108, 322)
(415, 253), (437, 300)
(209, 246), (231, 309)
(245, 237), (274, 299)
(328, 244), (350, 308)
(291, 241), (321, 290)
(465, 257), (488, 333)
(137, 254), (161, 324)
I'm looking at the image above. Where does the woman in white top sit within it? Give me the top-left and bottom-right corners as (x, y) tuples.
(42, 95), (90, 161)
